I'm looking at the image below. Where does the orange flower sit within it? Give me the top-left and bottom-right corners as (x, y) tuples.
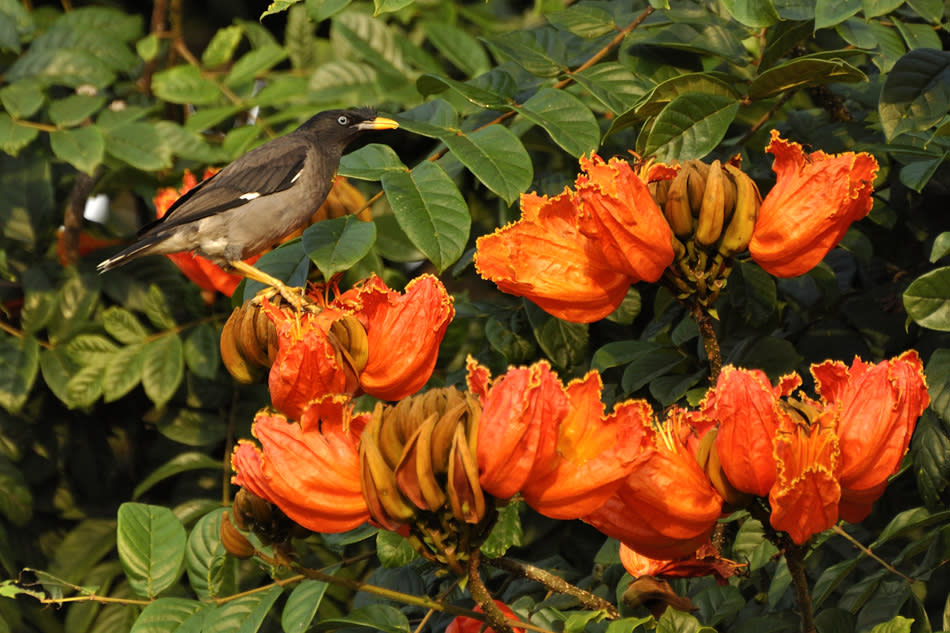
(474, 155), (674, 323)
(620, 541), (743, 583)
(337, 275), (455, 402)
(445, 601), (524, 633)
(230, 396), (370, 533)
(768, 409), (841, 544)
(267, 275), (454, 418)
(469, 360), (653, 518)
(704, 366), (801, 496)
(749, 130), (879, 278)
(812, 350), (929, 522)
(584, 408), (723, 560)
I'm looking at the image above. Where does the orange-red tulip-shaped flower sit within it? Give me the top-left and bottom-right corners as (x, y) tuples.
(231, 396), (370, 533)
(704, 367), (801, 496)
(266, 275), (454, 418)
(445, 601), (524, 633)
(812, 350), (929, 522)
(749, 130), (879, 277)
(584, 408), (723, 560)
(474, 155), (674, 323)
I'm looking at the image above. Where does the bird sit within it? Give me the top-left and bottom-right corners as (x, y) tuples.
(97, 107), (399, 301)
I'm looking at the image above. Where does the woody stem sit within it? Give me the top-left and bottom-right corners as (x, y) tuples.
(785, 546), (816, 633)
(689, 299), (722, 380)
(468, 550), (513, 633)
(488, 557), (619, 618)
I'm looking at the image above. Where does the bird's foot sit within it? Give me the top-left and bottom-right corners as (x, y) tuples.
(229, 260), (312, 312)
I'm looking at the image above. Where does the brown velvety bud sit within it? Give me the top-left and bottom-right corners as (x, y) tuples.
(220, 511), (256, 559)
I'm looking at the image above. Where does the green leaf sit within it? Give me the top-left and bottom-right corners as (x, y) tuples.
(0, 335), (38, 413)
(416, 74), (508, 109)
(571, 62), (647, 113)
(145, 284), (177, 330)
(104, 122), (171, 171)
(720, 0), (781, 27)
(302, 215), (377, 280)
(381, 161), (470, 272)
(282, 580), (329, 633)
(116, 503), (187, 599)
(20, 268), (56, 335)
(376, 531), (419, 568)
(241, 239), (310, 302)
(6, 48), (115, 88)
(374, 0), (414, 15)
(483, 29), (566, 78)
(0, 79), (45, 118)
(480, 499), (523, 558)
(880, 48), (950, 141)
(525, 302), (588, 369)
(130, 598), (206, 633)
(48, 272), (100, 343)
(442, 124), (532, 204)
(225, 45), (288, 87)
(102, 306), (150, 343)
(142, 335), (184, 408)
(311, 604), (409, 633)
(39, 347), (80, 405)
(749, 57), (867, 100)
(152, 65), (222, 105)
(202, 25), (244, 68)
(903, 267), (950, 331)
(185, 509), (236, 600)
(815, 0), (861, 30)
(869, 616), (914, 633)
(643, 93), (739, 161)
(184, 323), (220, 379)
(0, 113), (38, 156)
(422, 21), (489, 77)
(48, 94), (106, 126)
(307, 0), (352, 22)
(102, 343), (146, 402)
(261, 0), (302, 19)
(333, 11), (408, 78)
(50, 126), (105, 175)
(932, 233), (950, 262)
(516, 88), (600, 157)
(546, 5), (616, 38)
(156, 408), (228, 447)
(0, 456), (31, 526)
(204, 586), (283, 633)
(622, 348), (686, 394)
(65, 364), (105, 408)
(925, 349), (950, 423)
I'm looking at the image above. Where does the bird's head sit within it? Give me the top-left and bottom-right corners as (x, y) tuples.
(299, 107), (399, 147)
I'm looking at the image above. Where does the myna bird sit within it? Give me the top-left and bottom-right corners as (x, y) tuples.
(97, 107), (398, 299)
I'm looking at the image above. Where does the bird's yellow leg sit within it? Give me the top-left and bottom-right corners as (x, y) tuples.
(229, 260), (306, 310)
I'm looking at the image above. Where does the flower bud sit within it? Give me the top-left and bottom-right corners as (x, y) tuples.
(220, 300), (280, 384)
(220, 511), (256, 559)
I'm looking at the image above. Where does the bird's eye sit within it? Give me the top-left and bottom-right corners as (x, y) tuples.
(337, 115), (349, 126)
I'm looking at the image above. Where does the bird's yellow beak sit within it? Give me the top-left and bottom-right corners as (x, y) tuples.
(368, 116), (399, 130)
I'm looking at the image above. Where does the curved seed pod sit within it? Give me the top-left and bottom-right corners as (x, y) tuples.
(718, 163), (762, 257)
(694, 160), (726, 246)
(663, 168), (694, 238)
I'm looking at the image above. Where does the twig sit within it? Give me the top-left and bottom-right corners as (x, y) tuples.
(489, 557), (619, 618)
(468, 550), (513, 633)
(62, 168), (103, 266)
(831, 524), (915, 583)
(688, 300), (722, 381)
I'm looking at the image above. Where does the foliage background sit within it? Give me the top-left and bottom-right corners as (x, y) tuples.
(1, 0), (950, 632)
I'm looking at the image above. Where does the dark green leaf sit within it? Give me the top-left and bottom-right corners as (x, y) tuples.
(905, 0), (943, 23)
(720, 0), (781, 27)
(0, 113), (39, 156)
(481, 500), (523, 558)
(47, 272), (100, 343)
(202, 25), (244, 68)
(6, 48), (115, 88)
(103, 306), (150, 343)
(925, 349), (950, 423)
(145, 284), (177, 330)
(0, 79), (45, 118)
(516, 88), (600, 157)
(693, 585), (744, 627)
(307, 0), (351, 22)
(65, 364), (104, 408)
(376, 531), (419, 568)
(185, 508), (236, 600)
(644, 93), (739, 161)
(571, 62), (648, 113)
(525, 302), (588, 369)
(47, 519), (117, 585)
(592, 340), (660, 372)
(442, 124), (532, 204)
(621, 348), (686, 394)
(0, 335), (38, 413)
(546, 5), (616, 38)
(102, 343), (146, 402)
(333, 12), (408, 78)
(134, 453), (221, 501)
(130, 598), (206, 633)
(39, 347), (79, 405)
(749, 58), (867, 100)
(104, 122), (171, 171)
(152, 65), (221, 105)
(372, 214), (424, 262)
(339, 143), (406, 180)
(50, 126), (104, 175)
(184, 324), (220, 379)
(48, 94), (106, 126)
(142, 335), (184, 408)
(483, 29), (566, 78)
(20, 268), (56, 335)
(224, 45), (288, 87)
(485, 316), (536, 363)
(283, 580), (329, 633)
(814, 0), (861, 30)
(381, 162), (470, 272)
(312, 604), (409, 633)
(880, 48), (950, 141)
(242, 240), (310, 302)
(416, 74), (508, 108)
(903, 267), (950, 331)
(0, 456), (31, 525)
(204, 585), (282, 633)
(302, 215), (377, 280)
(422, 22), (489, 76)
(116, 503), (187, 598)
(156, 408), (229, 447)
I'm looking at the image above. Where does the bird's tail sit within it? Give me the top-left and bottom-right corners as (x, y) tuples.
(96, 239), (163, 273)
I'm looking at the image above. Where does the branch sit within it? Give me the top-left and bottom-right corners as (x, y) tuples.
(489, 557), (619, 618)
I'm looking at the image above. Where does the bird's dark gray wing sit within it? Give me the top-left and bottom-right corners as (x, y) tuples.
(142, 136), (310, 235)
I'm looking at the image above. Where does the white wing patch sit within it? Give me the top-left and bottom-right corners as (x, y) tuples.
(291, 169), (303, 184)
(239, 192), (261, 201)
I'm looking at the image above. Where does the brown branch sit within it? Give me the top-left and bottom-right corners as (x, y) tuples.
(689, 300), (722, 381)
(468, 550), (514, 633)
(489, 557), (619, 618)
(62, 169), (103, 267)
